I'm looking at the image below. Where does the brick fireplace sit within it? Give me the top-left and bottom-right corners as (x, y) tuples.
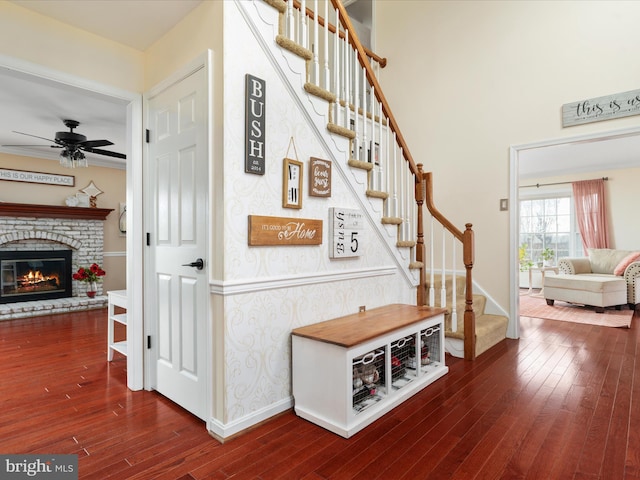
(0, 202), (113, 320)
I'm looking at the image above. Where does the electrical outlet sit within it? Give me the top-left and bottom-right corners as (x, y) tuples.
(500, 198), (509, 211)
(359, 305), (366, 313)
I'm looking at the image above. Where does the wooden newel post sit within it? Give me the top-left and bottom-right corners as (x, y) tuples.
(463, 223), (476, 361)
(415, 164), (425, 306)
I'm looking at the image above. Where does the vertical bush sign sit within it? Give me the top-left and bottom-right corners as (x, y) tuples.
(245, 74), (266, 174)
(329, 208), (364, 258)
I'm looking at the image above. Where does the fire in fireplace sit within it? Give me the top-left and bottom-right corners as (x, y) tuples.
(0, 250), (72, 304)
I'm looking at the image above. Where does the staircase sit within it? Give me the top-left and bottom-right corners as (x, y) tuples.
(427, 275), (508, 358)
(253, 0), (509, 359)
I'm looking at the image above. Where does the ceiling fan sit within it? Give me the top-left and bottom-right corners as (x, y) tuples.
(2, 119), (126, 167)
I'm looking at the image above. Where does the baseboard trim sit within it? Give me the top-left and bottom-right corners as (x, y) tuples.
(207, 397), (293, 440)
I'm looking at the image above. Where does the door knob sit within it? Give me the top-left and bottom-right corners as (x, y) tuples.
(182, 258), (204, 270)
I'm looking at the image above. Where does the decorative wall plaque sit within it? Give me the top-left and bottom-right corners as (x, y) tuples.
(329, 208), (364, 258)
(248, 215), (322, 246)
(309, 157), (331, 197)
(562, 88), (640, 127)
(283, 158), (303, 209)
(245, 74), (266, 174)
(0, 168), (74, 187)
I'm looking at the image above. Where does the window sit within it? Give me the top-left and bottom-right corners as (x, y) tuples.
(519, 195), (583, 266)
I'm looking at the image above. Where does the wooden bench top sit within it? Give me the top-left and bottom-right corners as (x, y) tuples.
(291, 304), (446, 348)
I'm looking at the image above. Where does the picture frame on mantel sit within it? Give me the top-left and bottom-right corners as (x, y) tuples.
(283, 158), (303, 209)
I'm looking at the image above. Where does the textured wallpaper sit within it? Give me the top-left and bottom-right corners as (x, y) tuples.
(219, 0), (416, 427)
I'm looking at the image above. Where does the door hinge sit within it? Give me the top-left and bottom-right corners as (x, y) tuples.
(146, 232), (150, 246)
(147, 335), (151, 349)
(145, 129), (150, 143)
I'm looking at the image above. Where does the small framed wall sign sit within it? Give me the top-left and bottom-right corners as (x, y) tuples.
(329, 207), (364, 258)
(309, 157), (331, 197)
(283, 158), (303, 209)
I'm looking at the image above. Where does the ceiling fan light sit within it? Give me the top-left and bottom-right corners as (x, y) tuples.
(59, 147), (88, 168)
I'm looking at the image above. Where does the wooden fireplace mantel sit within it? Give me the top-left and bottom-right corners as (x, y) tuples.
(0, 202), (114, 220)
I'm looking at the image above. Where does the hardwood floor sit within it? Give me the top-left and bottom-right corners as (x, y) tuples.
(1, 306), (639, 479)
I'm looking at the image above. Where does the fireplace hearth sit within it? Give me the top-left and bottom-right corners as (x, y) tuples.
(0, 250), (72, 304)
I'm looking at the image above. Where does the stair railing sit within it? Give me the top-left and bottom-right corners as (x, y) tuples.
(274, 0), (477, 359)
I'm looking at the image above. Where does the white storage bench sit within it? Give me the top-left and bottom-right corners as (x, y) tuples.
(291, 304), (448, 438)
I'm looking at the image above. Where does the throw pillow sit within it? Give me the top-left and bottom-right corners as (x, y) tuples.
(613, 252), (640, 276)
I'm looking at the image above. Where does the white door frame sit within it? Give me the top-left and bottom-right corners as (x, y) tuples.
(508, 125), (640, 340)
(0, 54), (144, 390)
(142, 50), (213, 419)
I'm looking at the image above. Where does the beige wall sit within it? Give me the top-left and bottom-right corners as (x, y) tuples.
(0, 2), (148, 293)
(522, 167), (640, 252)
(0, 2), (143, 92)
(376, 0), (640, 309)
(0, 153), (127, 291)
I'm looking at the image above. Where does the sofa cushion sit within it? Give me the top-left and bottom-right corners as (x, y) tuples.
(613, 252), (640, 275)
(588, 248), (634, 275)
(545, 274), (627, 293)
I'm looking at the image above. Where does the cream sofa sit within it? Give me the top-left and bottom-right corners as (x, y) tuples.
(544, 248), (640, 312)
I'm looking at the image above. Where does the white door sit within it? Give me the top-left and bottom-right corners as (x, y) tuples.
(146, 64), (209, 420)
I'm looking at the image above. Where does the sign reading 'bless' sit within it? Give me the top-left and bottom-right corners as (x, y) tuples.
(248, 215), (323, 246)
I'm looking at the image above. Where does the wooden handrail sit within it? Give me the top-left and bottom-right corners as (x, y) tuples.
(330, 0), (417, 177)
(423, 171), (463, 241)
(423, 169), (476, 361)
(291, 0), (387, 67)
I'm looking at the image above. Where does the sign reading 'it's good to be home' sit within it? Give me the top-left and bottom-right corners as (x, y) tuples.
(562, 88), (640, 127)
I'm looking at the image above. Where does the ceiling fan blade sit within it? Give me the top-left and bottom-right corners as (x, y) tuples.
(82, 146), (126, 159)
(80, 139), (114, 148)
(1, 144), (62, 148)
(12, 131), (57, 143)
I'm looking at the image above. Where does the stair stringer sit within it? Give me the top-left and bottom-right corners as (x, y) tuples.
(238, 0), (419, 288)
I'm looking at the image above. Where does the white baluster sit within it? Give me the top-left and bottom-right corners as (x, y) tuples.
(384, 126), (390, 195)
(353, 49), (359, 160)
(361, 66), (367, 164)
(451, 237), (458, 332)
(388, 133), (397, 217)
(370, 83), (375, 164)
(344, 30), (350, 130)
(440, 227), (447, 308)
(300, 0), (307, 48)
(395, 147), (405, 225)
(312, 0), (318, 85)
(429, 215), (435, 307)
(333, 8), (340, 126)
(324, 0), (329, 91)
(375, 102), (383, 191)
(287, 0), (294, 40)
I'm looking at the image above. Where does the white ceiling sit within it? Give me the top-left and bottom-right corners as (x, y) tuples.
(1, 0), (639, 175)
(518, 130), (640, 180)
(0, 1), (202, 169)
